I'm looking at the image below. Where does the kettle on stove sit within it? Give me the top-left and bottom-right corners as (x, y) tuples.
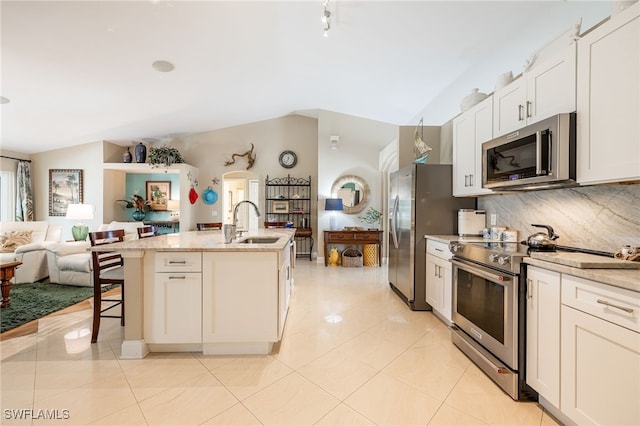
(522, 224), (559, 252)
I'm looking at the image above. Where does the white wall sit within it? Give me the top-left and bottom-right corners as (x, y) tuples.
(317, 110), (398, 262)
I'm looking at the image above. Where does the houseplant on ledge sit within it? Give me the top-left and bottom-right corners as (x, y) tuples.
(148, 145), (185, 168)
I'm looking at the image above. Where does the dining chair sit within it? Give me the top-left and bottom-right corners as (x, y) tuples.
(196, 222), (223, 230)
(88, 229), (125, 343)
(264, 222), (287, 228)
(137, 225), (158, 238)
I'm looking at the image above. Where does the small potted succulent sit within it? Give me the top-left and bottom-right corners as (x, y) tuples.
(147, 145), (185, 168)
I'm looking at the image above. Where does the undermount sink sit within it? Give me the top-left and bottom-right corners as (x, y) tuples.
(238, 237), (280, 244)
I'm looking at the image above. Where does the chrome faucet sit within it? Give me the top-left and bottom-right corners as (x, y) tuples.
(232, 200), (261, 239)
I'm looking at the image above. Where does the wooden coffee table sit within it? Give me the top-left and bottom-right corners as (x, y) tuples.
(1, 261), (22, 308)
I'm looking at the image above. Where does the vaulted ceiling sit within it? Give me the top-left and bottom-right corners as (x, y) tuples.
(1, 1), (612, 154)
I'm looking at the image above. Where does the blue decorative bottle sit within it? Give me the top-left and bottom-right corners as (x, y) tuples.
(122, 147), (133, 163)
(135, 142), (147, 163)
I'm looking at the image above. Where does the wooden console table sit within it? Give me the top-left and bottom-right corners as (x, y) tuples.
(1, 261), (22, 308)
(324, 230), (382, 267)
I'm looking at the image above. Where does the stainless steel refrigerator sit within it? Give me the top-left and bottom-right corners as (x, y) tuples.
(388, 163), (475, 310)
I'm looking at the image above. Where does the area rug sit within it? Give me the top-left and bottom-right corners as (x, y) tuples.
(0, 282), (115, 333)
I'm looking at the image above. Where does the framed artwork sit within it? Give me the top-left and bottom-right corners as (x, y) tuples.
(49, 169), (83, 216)
(272, 201), (289, 213)
(146, 181), (171, 210)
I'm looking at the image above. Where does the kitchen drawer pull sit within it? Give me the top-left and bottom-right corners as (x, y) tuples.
(169, 275), (186, 280)
(526, 101), (532, 118)
(168, 260), (187, 264)
(596, 299), (634, 314)
(518, 104), (524, 121)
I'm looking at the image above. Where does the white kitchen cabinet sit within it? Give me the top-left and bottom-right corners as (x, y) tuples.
(425, 239), (453, 323)
(576, 3), (640, 185)
(278, 244), (292, 339)
(145, 252), (202, 344)
(560, 274), (640, 425)
(202, 251), (279, 350)
(452, 96), (493, 196)
(525, 266), (560, 408)
(493, 44), (576, 137)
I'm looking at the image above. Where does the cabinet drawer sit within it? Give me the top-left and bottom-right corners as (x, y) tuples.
(326, 233), (350, 240)
(358, 233), (380, 242)
(155, 252), (202, 273)
(561, 274), (640, 333)
(426, 239), (452, 260)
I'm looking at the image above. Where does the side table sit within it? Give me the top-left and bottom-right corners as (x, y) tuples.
(1, 261), (22, 308)
(324, 230), (382, 266)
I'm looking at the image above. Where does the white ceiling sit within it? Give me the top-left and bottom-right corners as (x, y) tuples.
(0, 0), (612, 154)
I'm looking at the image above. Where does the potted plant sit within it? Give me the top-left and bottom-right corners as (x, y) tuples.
(147, 145), (185, 168)
(359, 207), (383, 229)
(116, 194), (150, 220)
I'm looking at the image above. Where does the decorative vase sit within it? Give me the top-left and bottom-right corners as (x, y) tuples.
(135, 142), (147, 163)
(329, 248), (339, 266)
(132, 209), (146, 221)
(122, 147), (132, 163)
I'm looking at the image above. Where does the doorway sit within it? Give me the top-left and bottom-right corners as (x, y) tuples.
(222, 171), (260, 230)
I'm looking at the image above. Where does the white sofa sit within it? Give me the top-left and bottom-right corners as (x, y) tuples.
(46, 221), (144, 287)
(0, 221), (62, 283)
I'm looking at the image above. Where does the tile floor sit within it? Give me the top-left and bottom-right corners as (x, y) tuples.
(1, 262), (561, 425)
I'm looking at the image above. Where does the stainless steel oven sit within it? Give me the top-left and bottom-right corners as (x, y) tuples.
(449, 241), (536, 401)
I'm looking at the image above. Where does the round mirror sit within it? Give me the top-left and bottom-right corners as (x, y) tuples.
(331, 175), (370, 214)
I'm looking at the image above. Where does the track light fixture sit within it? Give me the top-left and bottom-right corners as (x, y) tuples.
(322, 0), (331, 37)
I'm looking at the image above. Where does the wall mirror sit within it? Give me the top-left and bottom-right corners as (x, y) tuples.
(331, 175), (370, 214)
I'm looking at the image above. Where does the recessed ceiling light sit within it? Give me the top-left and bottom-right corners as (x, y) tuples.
(0, 96), (10, 104)
(152, 60), (175, 72)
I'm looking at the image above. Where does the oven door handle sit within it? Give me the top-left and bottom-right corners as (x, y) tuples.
(450, 259), (512, 283)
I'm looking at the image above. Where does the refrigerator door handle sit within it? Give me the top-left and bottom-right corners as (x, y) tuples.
(391, 195), (399, 248)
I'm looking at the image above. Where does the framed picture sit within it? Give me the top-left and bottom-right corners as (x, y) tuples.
(49, 169), (83, 216)
(146, 181), (171, 210)
(272, 200), (289, 213)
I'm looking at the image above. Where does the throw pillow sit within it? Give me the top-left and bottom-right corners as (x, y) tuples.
(0, 230), (33, 253)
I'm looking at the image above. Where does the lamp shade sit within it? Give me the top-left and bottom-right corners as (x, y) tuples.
(166, 200), (180, 211)
(66, 204), (94, 220)
(324, 198), (343, 211)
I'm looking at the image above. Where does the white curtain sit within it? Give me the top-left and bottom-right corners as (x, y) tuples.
(16, 161), (33, 221)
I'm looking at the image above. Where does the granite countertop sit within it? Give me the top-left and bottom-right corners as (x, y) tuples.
(88, 228), (296, 252)
(424, 235), (487, 244)
(525, 255), (640, 293)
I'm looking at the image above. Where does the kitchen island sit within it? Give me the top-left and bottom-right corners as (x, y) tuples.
(90, 228), (296, 359)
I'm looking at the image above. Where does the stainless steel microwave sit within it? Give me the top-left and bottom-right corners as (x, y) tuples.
(482, 112), (577, 190)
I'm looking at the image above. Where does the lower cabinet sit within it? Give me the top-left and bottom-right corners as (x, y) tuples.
(145, 252), (202, 344)
(202, 251), (279, 344)
(425, 239), (453, 323)
(525, 266), (560, 408)
(560, 275), (640, 426)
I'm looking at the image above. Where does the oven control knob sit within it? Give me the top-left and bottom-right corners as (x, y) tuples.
(498, 256), (510, 265)
(451, 244), (462, 252)
(489, 254), (499, 262)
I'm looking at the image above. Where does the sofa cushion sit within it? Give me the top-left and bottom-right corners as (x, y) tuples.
(0, 230), (33, 253)
(0, 221), (53, 244)
(58, 253), (92, 273)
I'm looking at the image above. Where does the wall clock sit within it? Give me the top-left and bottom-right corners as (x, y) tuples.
(279, 150), (297, 168)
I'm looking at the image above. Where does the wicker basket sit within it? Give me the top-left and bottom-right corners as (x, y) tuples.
(342, 248), (363, 267)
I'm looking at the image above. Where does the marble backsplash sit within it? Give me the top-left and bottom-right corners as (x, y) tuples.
(477, 183), (640, 253)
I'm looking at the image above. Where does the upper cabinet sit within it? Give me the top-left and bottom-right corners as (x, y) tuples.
(493, 44), (577, 137)
(453, 95), (493, 196)
(576, 3), (640, 185)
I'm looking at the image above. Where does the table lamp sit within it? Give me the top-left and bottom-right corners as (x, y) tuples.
(66, 203), (94, 241)
(325, 198), (343, 231)
(167, 199), (180, 221)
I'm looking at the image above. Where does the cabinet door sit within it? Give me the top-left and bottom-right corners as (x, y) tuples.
(526, 43), (576, 124)
(202, 252), (278, 343)
(561, 305), (640, 425)
(425, 253), (440, 310)
(577, 4), (640, 184)
(525, 266), (560, 408)
(437, 257), (453, 323)
(493, 77), (526, 137)
(453, 96), (493, 196)
(145, 272), (202, 344)
(278, 246), (292, 339)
